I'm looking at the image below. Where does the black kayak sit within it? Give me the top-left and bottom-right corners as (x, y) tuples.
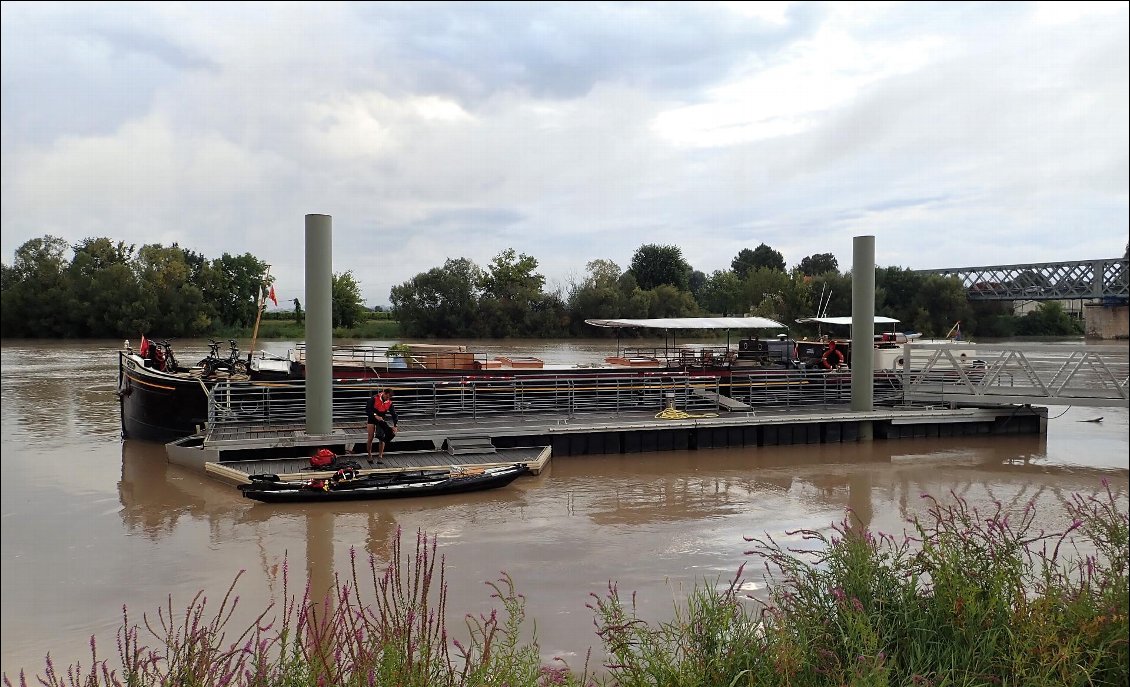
(239, 464), (530, 503)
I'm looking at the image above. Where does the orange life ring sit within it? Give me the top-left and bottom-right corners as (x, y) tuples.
(821, 343), (845, 369)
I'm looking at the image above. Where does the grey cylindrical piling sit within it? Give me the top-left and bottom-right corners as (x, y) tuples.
(305, 214), (333, 436)
(851, 235), (875, 414)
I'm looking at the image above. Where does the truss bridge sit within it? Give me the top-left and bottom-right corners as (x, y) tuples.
(914, 257), (1128, 301)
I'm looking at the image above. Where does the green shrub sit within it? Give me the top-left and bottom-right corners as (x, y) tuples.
(9, 487), (1125, 686)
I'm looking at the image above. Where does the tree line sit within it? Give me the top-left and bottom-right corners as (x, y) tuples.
(390, 244), (1081, 338)
(1, 235), (1082, 339)
(0, 236), (365, 338)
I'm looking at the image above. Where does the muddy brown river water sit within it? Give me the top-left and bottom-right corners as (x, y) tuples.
(2, 338), (1127, 677)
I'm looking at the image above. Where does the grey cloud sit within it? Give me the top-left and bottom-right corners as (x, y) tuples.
(353, 2), (822, 103)
(1, 2), (1126, 308)
(1, 6), (214, 146)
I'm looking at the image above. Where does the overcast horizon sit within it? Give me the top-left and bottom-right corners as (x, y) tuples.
(2, 1), (1127, 308)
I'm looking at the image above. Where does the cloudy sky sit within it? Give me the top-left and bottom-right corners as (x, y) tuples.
(2, 2), (1127, 307)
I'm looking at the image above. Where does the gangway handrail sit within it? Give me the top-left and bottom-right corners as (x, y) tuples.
(900, 342), (1128, 408)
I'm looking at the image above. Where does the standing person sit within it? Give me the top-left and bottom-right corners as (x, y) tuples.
(365, 388), (398, 465)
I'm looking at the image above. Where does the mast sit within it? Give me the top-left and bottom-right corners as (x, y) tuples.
(248, 265), (272, 363)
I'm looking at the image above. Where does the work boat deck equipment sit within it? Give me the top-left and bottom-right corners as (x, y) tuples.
(792, 316), (979, 372)
(584, 315), (791, 368)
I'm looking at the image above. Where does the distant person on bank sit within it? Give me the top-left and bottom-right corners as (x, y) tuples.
(366, 388), (398, 465)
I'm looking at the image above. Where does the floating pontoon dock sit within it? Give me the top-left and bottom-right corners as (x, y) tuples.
(167, 369), (1048, 482)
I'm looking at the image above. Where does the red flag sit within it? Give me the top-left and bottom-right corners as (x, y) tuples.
(268, 285), (278, 306)
(139, 335), (149, 357)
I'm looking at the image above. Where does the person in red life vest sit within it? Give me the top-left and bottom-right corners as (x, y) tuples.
(365, 388), (398, 465)
(821, 341), (845, 369)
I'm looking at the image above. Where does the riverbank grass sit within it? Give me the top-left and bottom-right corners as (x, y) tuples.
(6, 486), (1126, 686)
(242, 318), (401, 340)
(593, 482), (1127, 686)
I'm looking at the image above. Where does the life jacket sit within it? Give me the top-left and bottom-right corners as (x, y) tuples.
(821, 342), (845, 369)
(310, 448), (335, 468)
(372, 395), (392, 416)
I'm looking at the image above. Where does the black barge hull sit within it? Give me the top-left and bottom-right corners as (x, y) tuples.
(118, 352), (211, 443)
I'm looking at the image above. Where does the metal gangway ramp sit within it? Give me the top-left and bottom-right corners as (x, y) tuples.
(901, 343), (1129, 408)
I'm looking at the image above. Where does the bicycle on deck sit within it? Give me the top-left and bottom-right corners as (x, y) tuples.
(198, 339), (248, 376)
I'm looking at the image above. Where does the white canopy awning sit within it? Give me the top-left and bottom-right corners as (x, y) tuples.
(795, 316), (900, 326)
(585, 316), (787, 330)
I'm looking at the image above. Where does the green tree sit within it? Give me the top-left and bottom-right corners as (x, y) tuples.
(67, 237), (144, 337)
(1, 236), (73, 337)
(523, 292), (569, 337)
(698, 270), (745, 315)
(746, 268), (812, 325)
(567, 259), (626, 332)
(909, 274), (973, 336)
(331, 271), (366, 328)
(134, 243), (210, 336)
(798, 253), (839, 276)
(968, 300), (1017, 337)
(622, 284), (651, 319)
(209, 253), (268, 327)
(390, 258), (484, 337)
(481, 249), (545, 300)
(646, 284), (700, 318)
(629, 244), (691, 291)
(751, 243), (786, 272)
(731, 248), (757, 281)
(743, 268), (793, 317)
(875, 268), (971, 336)
(586, 259), (622, 288)
(0, 236), (283, 339)
(0, 263), (15, 295)
(293, 298), (304, 324)
(478, 249), (548, 336)
(804, 271), (852, 319)
(1016, 301), (1083, 336)
(688, 269), (707, 300)
(733, 244), (785, 278)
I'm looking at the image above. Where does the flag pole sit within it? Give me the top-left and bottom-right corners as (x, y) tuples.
(248, 265), (271, 363)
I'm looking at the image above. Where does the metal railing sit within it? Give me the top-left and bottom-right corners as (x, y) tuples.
(204, 342), (1129, 436)
(901, 343), (1129, 407)
(728, 370), (904, 409)
(914, 258), (1129, 300)
(206, 372), (724, 430)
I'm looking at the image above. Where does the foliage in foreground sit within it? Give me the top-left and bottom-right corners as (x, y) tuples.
(593, 482), (1128, 687)
(5, 485), (1126, 687)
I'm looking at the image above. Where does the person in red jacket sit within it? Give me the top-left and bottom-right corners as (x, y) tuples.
(365, 388), (398, 465)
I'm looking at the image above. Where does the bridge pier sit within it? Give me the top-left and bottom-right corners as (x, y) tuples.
(1084, 302), (1129, 340)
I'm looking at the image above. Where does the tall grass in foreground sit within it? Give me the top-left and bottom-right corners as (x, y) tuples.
(5, 485), (1126, 686)
(594, 481), (1127, 687)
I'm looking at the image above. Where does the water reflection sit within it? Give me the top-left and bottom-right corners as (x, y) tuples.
(2, 340), (1127, 677)
(119, 440), (246, 536)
